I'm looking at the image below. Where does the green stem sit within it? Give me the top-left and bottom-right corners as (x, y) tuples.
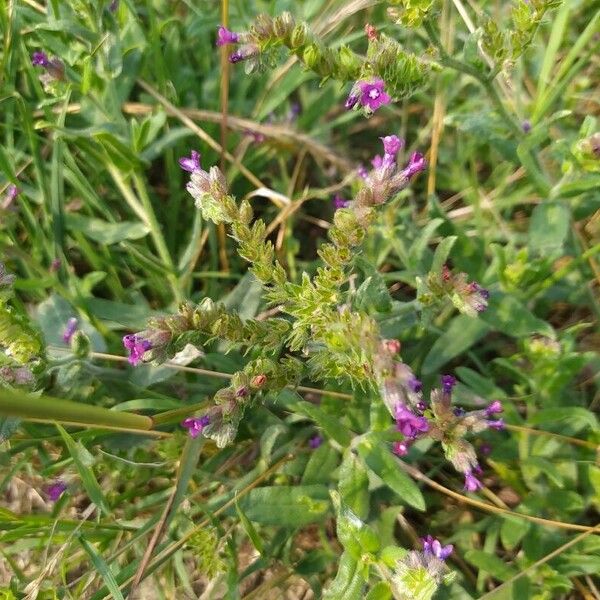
(0, 388), (156, 434)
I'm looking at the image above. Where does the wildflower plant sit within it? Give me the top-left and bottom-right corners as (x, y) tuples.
(0, 0), (599, 598)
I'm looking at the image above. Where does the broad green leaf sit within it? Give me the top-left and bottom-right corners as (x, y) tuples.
(237, 485), (330, 527)
(78, 536), (125, 600)
(302, 444), (339, 485)
(465, 550), (517, 581)
(56, 425), (110, 515)
(528, 202), (570, 255)
(527, 407), (598, 430)
(422, 315), (490, 374)
(332, 492), (380, 559)
(357, 434), (425, 511)
(338, 450), (370, 520)
(365, 582), (392, 600)
(479, 293), (554, 338)
(322, 551), (365, 600)
(293, 400), (353, 447)
(65, 213), (150, 244)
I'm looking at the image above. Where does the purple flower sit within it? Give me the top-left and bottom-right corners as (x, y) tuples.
(46, 480), (67, 502)
(371, 155), (384, 169)
(402, 152), (426, 179)
(4, 184), (20, 203)
(333, 194), (349, 210)
(309, 435), (323, 449)
(358, 79), (391, 112)
(393, 440), (411, 456)
(216, 25), (240, 46)
(381, 135), (404, 155)
(441, 375), (456, 394)
(464, 470), (483, 492)
(181, 415), (210, 438)
(32, 51), (50, 67)
(179, 150), (201, 173)
(123, 334), (152, 366)
(229, 44), (259, 64)
(485, 400), (503, 416)
(480, 443), (492, 456)
(396, 403), (429, 438)
(422, 535), (453, 560)
(408, 377), (422, 393)
(62, 317), (78, 345)
(487, 419), (505, 430)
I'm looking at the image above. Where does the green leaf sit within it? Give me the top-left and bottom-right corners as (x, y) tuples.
(302, 444), (339, 485)
(78, 536), (125, 600)
(338, 450), (370, 520)
(293, 400), (353, 447)
(332, 491), (380, 559)
(431, 236), (458, 274)
(56, 425), (110, 515)
(357, 434), (425, 511)
(422, 315), (490, 374)
(65, 214), (150, 244)
(465, 550), (517, 581)
(236, 485), (330, 527)
(527, 407), (598, 430)
(365, 582), (393, 600)
(479, 293), (554, 338)
(355, 275), (392, 313)
(322, 551), (365, 600)
(528, 202), (570, 255)
(235, 499), (265, 555)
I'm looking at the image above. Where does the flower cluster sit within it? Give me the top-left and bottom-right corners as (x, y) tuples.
(214, 13), (433, 112)
(418, 264), (490, 317)
(393, 534), (454, 599)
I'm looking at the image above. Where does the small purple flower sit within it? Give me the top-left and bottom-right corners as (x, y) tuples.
(46, 480), (67, 502)
(408, 377), (422, 393)
(396, 403), (429, 438)
(309, 435), (323, 449)
(181, 415), (210, 438)
(4, 184), (20, 206)
(123, 334), (152, 366)
(229, 44), (259, 64)
(216, 25), (240, 46)
(62, 317), (78, 345)
(402, 152), (426, 179)
(485, 400), (503, 416)
(487, 419), (505, 430)
(371, 155), (384, 169)
(441, 375), (456, 394)
(32, 51), (50, 67)
(358, 79), (391, 112)
(381, 135), (404, 155)
(333, 194), (349, 210)
(393, 440), (411, 456)
(480, 443), (492, 456)
(464, 470), (483, 492)
(344, 92), (359, 110)
(179, 150), (201, 173)
(422, 535), (453, 560)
